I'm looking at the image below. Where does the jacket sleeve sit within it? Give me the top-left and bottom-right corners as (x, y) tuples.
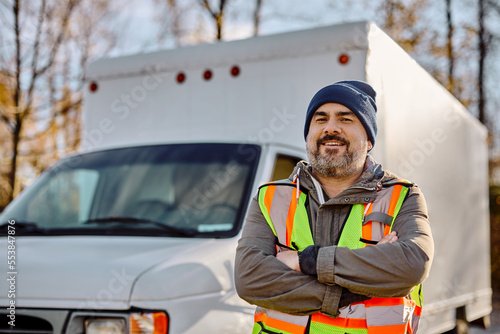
(316, 184), (434, 297)
(235, 196), (343, 316)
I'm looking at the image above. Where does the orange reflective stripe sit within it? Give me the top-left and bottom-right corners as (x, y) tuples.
(286, 187), (299, 247)
(364, 297), (411, 307)
(407, 322), (414, 334)
(264, 186), (276, 215)
(254, 312), (264, 322)
(384, 224), (391, 236)
(254, 312), (306, 334)
(312, 312), (367, 329)
(367, 323), (408, 334)
(414, 305), (422, 316)
(388, 184), (403, 216)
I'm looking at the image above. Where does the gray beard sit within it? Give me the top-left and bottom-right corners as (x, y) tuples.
(306, 143), (366, 179)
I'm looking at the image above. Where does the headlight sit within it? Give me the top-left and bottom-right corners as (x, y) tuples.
(85, 318), (126, 334)
(83, 312), (167, 334)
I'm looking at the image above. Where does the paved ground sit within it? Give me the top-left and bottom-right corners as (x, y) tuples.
(470, 296), (500, 333)
(470, 323), (500, 333)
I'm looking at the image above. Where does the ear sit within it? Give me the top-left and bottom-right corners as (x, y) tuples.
(367, 141), (373, 151)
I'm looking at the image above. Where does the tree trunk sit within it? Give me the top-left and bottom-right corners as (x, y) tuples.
(477, 0), (486, 125)
(253, 0), (263, 36)
(446, 0), (455, 93)
(8, 121), (22, 201)
(8, 0), (22, 202)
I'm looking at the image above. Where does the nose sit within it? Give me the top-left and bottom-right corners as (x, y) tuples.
(323, 119), (342, 135)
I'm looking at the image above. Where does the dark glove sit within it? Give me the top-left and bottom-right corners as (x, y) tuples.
(338, 288), (371, 308)
(298, 245), (320, 276)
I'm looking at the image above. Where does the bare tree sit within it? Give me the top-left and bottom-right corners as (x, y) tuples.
(378, 0), (478, 110)
(156, 0), (184, 47)
(477, 0), (489, 125)
(0, 0), (116, 209)
(445, 0), (455, 93)
(379, 0), (429, 53)
(253, 0), (263, 36)
(199, 0), (227, 41)
(0, 0), (80, 204)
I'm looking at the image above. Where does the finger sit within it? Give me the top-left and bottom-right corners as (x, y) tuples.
(378, 231), (398, 244)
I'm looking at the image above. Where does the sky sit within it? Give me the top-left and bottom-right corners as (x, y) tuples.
(108, 0), (382, 55)
(107, 0), (499, 120)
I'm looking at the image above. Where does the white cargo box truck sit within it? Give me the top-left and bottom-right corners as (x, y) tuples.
(0, 21), (490, 334)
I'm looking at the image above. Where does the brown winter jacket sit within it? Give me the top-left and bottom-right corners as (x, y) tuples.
(234, 156), (434, 317)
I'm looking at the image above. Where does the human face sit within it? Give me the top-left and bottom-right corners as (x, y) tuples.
(306, 103), (372, 179)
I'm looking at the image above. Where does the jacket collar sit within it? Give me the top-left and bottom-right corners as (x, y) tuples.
(289, 155), (398, 205)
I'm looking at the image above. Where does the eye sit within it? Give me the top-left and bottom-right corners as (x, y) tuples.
(340, 117), (353, 122)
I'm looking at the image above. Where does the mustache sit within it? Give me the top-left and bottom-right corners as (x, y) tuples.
(316, 134), (349, 147)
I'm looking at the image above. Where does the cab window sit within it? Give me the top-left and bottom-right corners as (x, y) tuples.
(270, 154), (302, 181)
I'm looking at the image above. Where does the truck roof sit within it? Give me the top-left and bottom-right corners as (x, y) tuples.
(86, 21), (371, 81)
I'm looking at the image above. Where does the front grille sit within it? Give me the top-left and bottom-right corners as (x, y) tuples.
(0, 314), (52, 334)
(0, 309), (69, 334)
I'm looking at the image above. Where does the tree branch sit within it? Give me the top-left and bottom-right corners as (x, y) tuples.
(20, 95), (82, 142)
(486, 0), (500, 15)
(13, 0), (21, 112)
(25, 0), (79, 118)
(200, 0), (217, 18)
(0, 111), (12, 131)
(32, 0), (79, 79)
(27, 0), (47, 87)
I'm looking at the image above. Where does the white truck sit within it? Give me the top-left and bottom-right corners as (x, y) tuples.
(0, 21), (490, 334)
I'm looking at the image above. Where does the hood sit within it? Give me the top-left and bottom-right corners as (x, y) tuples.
(0, 236), (235, 310)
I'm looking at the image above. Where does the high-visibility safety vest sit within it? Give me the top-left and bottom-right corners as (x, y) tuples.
(254, 179), (423, 334)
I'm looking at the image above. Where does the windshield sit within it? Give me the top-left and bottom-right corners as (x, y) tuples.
(0, 143), (260, 237)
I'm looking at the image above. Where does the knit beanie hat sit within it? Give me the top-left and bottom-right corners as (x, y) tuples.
(304, 80), (378, 147)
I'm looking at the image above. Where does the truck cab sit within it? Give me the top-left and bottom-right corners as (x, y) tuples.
(0, 142), (303, 333)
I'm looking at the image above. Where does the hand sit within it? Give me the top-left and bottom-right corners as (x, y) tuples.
(377, 231), (398, 244)
(276, 250), (300, 272)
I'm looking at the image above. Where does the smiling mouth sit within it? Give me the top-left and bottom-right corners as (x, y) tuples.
(322, 141), (345, 147)
(316, 135), (349, 149)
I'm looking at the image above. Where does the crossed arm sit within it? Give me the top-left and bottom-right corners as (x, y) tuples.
(234, 187), (434, 316)
(276, 231), (399, 272)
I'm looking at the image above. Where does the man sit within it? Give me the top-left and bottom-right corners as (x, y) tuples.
(235, 80), (434, 333)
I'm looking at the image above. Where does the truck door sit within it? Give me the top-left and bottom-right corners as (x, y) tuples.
(270, 154), (302, 181)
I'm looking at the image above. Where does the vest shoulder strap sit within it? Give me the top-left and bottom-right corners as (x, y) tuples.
(258, 180), (312, 250)
(338, 179), (412, 249)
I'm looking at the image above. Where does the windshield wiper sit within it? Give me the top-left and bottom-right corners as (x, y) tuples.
(0, 221), (48, 235)
(82, 217), (197, 237)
